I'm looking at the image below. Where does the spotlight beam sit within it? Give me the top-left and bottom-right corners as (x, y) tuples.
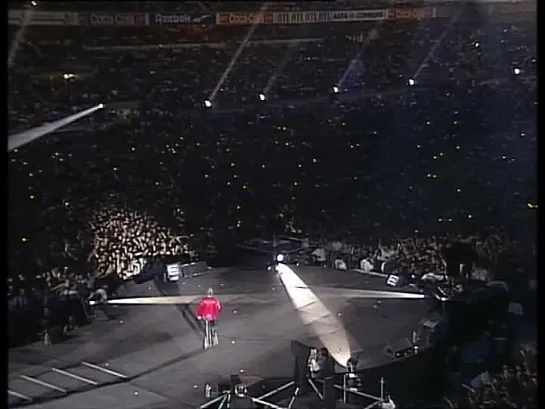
(276, 263), (353, 366)
(264, 39), (299, 95)
(413, 3), (465, 81)
(208, 3), (269, 103)
(8, 104), (105, 152)
(92, 288), (425, 306)
(337, 22), (383, 91)
(317, 287), (426, 300)
(8, 7), (34, 69)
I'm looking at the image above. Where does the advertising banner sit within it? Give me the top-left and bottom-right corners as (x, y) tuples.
(488, 2), (536, 14)
(272, 11), (331, 24)
(86, 12), (148, 26)
(8, 9), (78, 26)
(387, 7), (436, 20)
(216, 12), (273, 25)
(329, 9), (386, 22)
(151, 13), (215, 25)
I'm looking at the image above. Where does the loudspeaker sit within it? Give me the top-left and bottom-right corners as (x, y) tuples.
(386, 274), (406, 287)
(165, 263), (181, 282)
(416, 316), (443, 346)
(384, 337), (414, 358)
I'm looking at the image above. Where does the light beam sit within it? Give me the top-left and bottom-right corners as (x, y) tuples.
(8, 104), (104, 152)
(208, 3), (269, 103)
(91, 288), (425, 306)
(276, 263), (352, 367)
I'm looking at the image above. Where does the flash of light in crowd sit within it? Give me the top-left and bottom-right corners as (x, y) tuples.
(8, 103), (105, 152)
(207, 2), (269, 105)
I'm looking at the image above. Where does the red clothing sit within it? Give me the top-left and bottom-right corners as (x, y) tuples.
(196, 296), (222, 321)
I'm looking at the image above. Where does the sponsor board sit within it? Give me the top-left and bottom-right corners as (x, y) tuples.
(216, 12), (273, 25)
(387, 7), (436, 20)
(8, 9), (78, 26)
(488, 2), (536, 14)
(272, 11), (331, 24)
(151, 13), (215, 25)
(86, 13), (148, 26)
(330, 9), (386, 22)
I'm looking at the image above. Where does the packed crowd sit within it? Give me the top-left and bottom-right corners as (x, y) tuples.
(448, 353), (537, 409)
(89, 205), (192, 279)
(8, 16), (536, 128)
(8, 2), (536, 407)
(318, 230), (520, 281)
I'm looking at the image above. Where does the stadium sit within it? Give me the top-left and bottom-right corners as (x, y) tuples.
(8, 1), (536, 409)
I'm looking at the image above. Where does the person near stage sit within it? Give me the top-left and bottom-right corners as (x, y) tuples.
(196, 287), (222, 336)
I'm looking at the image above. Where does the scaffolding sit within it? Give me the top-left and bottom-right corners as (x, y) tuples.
(199, 375), (388, 409)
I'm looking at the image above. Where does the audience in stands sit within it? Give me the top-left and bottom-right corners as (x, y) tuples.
(8, 3), (535, 407)
(89, 205), (191, 279)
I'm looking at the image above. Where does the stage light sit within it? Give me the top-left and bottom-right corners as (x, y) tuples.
(276, 254), (285, 262)
(408, 78), (415, 86)
(513, 68), (521, 75)
(258, 93), (266, 101)
(31, 1), (37, 6)
(332, 86), (339, 94)
(203, 100), (212, 108)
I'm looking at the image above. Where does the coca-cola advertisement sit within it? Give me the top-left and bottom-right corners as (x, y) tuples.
(83, 13), (148, 26)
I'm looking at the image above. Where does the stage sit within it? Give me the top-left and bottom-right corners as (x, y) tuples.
(8, 266), (433, 409)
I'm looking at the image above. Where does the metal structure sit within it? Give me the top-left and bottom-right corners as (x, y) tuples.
(199, 376), (387, 409)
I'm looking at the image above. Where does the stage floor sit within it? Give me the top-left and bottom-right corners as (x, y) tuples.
(8, 266), (430, 409)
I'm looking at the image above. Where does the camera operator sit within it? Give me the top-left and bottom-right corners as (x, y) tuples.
(308, 347), (336, 409)
(88, 285), (111, 320)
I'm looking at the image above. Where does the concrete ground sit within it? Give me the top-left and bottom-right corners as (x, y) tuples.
(8, 266), (430, 409)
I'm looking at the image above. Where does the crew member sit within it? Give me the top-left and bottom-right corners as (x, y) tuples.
(196, 287), (222, 331)
(88, 285), (111, 320)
